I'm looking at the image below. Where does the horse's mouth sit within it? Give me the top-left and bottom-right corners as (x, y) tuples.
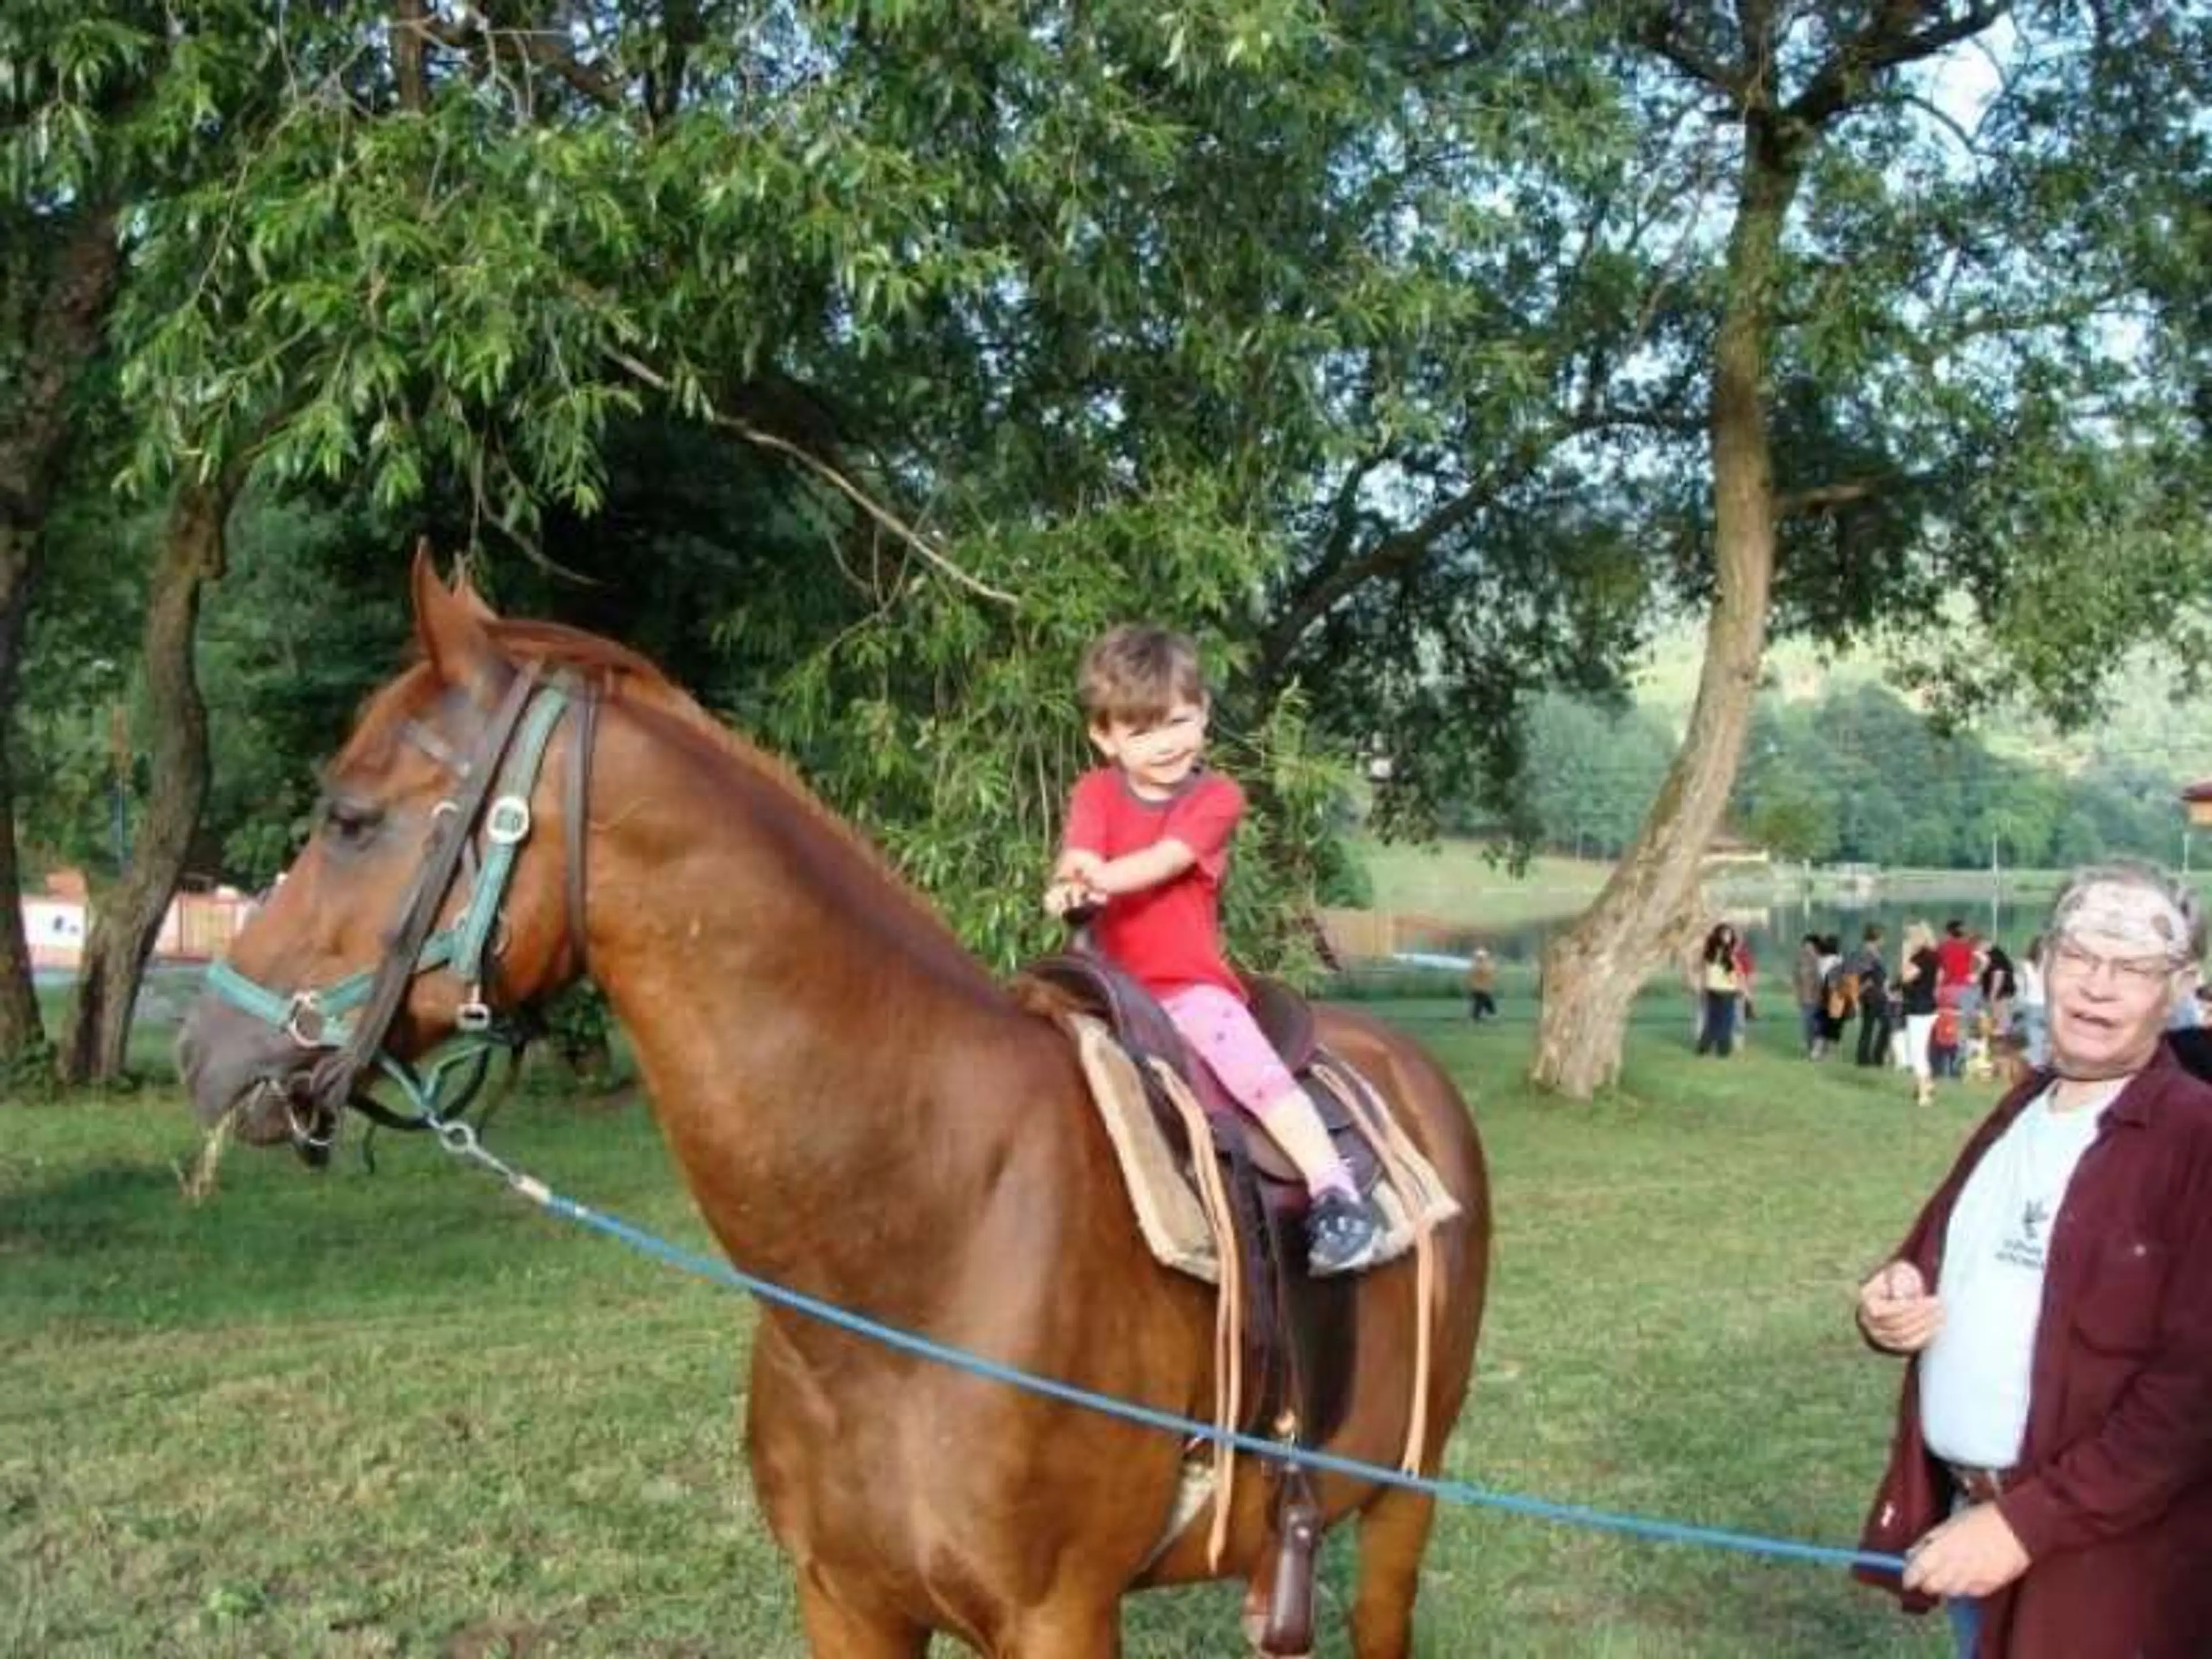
(179, 995), (332, 1156)
(201, 1073), (331, 1156)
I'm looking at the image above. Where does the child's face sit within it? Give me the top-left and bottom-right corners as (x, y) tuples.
(1090, 700), (1208, 798)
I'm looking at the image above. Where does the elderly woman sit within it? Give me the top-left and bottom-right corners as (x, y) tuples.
(1853, 863), (2212, 1657)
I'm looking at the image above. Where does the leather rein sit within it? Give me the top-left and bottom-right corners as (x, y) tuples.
(204, 664), (597, 1156)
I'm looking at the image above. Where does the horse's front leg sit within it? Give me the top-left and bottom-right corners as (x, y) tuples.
(997, 1593), (1123, 1657)
(796, 1571), (931, 1658)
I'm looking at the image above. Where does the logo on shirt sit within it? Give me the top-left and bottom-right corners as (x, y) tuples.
(1997, 1199), (2052, 1272)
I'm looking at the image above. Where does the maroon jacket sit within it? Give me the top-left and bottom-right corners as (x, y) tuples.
(1857, 1042), (2212, 1657)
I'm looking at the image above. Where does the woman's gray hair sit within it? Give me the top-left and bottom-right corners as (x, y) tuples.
(2043, 860), (2204, 967)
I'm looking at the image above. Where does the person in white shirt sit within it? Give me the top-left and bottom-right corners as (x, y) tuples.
(2015, 938), (2047, 1068)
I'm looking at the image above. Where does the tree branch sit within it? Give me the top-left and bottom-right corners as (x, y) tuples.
(1635, 8), (1749, 103)
(1786, 2), (2010, 134)
(1774, 478), (1885, 517)
(414, 13), (630, 112)
(607, 350), (1018, 607)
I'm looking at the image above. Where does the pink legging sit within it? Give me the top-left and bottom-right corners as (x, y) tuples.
(1160, 983), (1299, 1115)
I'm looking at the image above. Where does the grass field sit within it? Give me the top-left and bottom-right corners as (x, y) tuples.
(1, 1006), (1988, 1657)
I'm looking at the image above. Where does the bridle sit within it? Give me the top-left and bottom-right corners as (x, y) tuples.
(204, 664), (597, 1153)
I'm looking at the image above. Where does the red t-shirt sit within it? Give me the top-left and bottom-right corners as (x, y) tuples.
(1936, 936), (1976, 986)
(1062, 767), (1244, 999)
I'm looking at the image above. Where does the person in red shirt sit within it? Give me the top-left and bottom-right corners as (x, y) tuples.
(1044, 624), (1382, 1274)
(1937, 919), (1979, 988)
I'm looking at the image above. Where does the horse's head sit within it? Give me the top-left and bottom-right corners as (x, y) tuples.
(177, 552), (589, 1156)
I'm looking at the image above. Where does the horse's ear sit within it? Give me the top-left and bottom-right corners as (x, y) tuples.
(410, 543), (509, 704)
(449, 554), (499, 625)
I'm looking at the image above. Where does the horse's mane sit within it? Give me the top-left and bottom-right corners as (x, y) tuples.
(480, 619), (985, 974)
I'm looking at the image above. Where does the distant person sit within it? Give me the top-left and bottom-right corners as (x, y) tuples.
(1465, 949), (1498, 1022)
(1931, 982), (1963, 1081)
(1816, 933), (1850, 1059)
(1899, 920), (1941, 1108)
(1955, 924), (1992, 1043)
(1980, 942), (2019, 1040)
(1937, 918), (1977, 990)
(1696, 924), (1743, 1058)
(2017, 935), (2049, 1068)
(1855, 862), (2212, 1657)
(1734, 934), (1758, 1030)
(1796, 933), (1826, 1058)
(1850, 924), (1892, 1068)
(2169, 963), (2205, 1031)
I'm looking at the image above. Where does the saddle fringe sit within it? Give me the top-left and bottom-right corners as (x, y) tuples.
(1311, 1058), (1441, 1477)
(1146, 1057), (1245, 1570)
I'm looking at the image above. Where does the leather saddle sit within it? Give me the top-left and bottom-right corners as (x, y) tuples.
(1022, 951), (1372, 1449)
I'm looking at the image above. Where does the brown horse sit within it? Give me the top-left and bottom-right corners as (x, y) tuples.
(176, 559), (1490, 1658)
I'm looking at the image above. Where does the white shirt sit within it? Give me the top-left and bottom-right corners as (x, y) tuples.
(2017, 958), (2045, 1009)
(1919, 1082), (2118, 1468)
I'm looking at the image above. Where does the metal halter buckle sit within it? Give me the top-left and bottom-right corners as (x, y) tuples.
(456, 991), (494, 1033)
(284, 992), (329, 1048)
(484, 796), (531, 844)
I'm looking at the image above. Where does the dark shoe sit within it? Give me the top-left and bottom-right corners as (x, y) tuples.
(1306, 1190), (1383, 1276)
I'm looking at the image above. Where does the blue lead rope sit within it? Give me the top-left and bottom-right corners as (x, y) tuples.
(426, 1116), (1908, 1578)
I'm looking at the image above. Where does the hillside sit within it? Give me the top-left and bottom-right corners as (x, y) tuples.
(1633, 624), (2212, 786)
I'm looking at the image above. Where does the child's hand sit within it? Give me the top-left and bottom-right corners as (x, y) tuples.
(1056, 849), (1105, 884)
(1044, 879), (1101, 919)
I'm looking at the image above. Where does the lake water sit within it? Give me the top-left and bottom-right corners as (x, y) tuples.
(1427, 895), (2058, 972)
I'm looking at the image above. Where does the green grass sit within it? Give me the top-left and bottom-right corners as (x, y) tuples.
(1353, 840), (1610, 929)
(0, 1016), (1987, 1656)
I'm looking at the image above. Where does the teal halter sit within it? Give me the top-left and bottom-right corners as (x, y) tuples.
(205, 669), (578, 1137)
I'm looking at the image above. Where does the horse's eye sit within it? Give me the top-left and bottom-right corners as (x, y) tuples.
(321, 798), (385, 847)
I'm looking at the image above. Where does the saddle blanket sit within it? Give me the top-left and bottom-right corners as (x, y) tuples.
(1057, 1011), (1462, 1283)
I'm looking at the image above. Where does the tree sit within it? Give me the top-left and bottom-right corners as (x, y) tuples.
(1531, 2), (2212, 1094)
(27, 2), (2210, 1082)
(100, 4), (1650, 977)
(3, 4), (319, 1075)
(57, 474), (241, 1082)
(0, 5), (138, 1059)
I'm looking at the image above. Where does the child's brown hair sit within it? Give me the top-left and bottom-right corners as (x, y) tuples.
(1076, 624), (1207, 728)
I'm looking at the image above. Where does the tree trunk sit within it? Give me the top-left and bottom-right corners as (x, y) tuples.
(0, 528), (47, 1062)
(0, 209), (124, 1066)
(58, 479), (232, 1085)
(1530, 130), (1800, 1099)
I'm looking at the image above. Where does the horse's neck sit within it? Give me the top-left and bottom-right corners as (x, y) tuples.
(581, 718), (1043, 1298)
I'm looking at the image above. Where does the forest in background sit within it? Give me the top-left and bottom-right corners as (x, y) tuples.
(1483, 632), (2203, 869)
